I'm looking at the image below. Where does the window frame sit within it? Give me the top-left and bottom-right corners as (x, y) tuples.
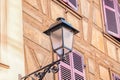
(116, 0), (120, 38)
(61, 0), (78, 10)
(62, 0), (67, 3)
(102, 0), (120, 38)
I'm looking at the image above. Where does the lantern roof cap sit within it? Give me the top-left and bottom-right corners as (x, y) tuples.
(44, 17), (79, 35)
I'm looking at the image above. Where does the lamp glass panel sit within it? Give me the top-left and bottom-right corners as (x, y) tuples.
(56, 48), (63, 56)
(51, 28), (63, 51)
(63, 27), (73, 51)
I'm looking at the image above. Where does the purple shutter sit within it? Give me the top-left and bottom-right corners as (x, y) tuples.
(63, 54), (70, 65)
(72, 51), (85, 80)
(104, 0), (114, 8)
(59, 51), (85, 80)
(62, 0), (68, 3)
(68, 0), (78, 10)
(117, 4), (120, 13)
(112, 73), (120, 80)
(116, 0), (120, 38)
(103, 0), (120, 38)
(75, 73), (84, 80)
(60, 66), (72, 79)
(59, 53), (72, 80)
(73, 52), (83, 72)
(61, 0), (78, 10)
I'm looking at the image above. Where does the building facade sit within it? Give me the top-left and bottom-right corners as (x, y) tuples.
(0, 0), (24, 80)
(0, 0), (120, 80)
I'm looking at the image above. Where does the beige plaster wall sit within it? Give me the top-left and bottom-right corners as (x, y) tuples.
(22, 0), (120, 80)
(0, 0), (25, 80)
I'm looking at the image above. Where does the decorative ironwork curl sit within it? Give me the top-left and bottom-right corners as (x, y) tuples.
(20, 58), (64, 80)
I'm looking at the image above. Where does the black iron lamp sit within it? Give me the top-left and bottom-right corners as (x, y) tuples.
(20, 17), (79, 80)
(44, 17), (79, 58)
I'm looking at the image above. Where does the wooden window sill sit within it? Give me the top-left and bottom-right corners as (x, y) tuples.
(103, 32), (120, 47)
(0, 63), (9, 69)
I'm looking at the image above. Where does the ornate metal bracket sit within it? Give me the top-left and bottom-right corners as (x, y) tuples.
(20, 58), (63, 80)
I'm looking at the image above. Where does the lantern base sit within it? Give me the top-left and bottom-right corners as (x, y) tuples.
(54, 47), (72, 57)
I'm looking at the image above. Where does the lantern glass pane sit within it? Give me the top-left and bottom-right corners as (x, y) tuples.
(63, 27), (73, 51)
(56, 48), (63, 56)
(51, 28), (62, 51)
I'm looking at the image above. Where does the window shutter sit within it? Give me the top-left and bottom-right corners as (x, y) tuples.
(73, 52), (83, 72)
(116, 0), (120, 38)
(60, 66), (72, 79)
(59, 54), (72, 80)
(104, 0), (114, 8)
(62, 0), (68, 3)
(117, 4), (120, 14)
(75, 73), (84, 80)
(68, 0), (78, 10)
(103, 0), (120, 38)
(59, 51), (85, 80)
(61, 0), (78, 10)
(72, 52), (85, 80)
(114, 77), (120, 80)
(63, 54), (70, 65)
(112, 73), (120, 80)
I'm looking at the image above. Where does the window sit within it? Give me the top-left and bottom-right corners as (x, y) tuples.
(59, 51), (85, 80)
(112, 73), (120, 80)
(62, 0), (78, 10)
(102, 0), (120, 39)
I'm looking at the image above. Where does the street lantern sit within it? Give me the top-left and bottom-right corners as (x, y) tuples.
(20, 17), (79, 80)
(44, 17), (79, 57)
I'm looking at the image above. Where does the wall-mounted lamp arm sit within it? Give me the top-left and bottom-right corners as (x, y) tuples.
(20, 58), (63, 80)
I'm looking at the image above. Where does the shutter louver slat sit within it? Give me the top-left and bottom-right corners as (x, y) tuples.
(75, 73), (84, 80)
(73, 52), (83, 72)
(60, 66), (71, 79)
(62, 55), (70, 65)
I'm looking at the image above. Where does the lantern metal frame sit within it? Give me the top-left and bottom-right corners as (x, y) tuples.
(44, 18), (79, 35)
(19, 17), (79, 80)
(44, 17), (79, 57)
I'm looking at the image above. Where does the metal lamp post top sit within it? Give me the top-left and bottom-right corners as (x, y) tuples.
(43, 17), (79, 35)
